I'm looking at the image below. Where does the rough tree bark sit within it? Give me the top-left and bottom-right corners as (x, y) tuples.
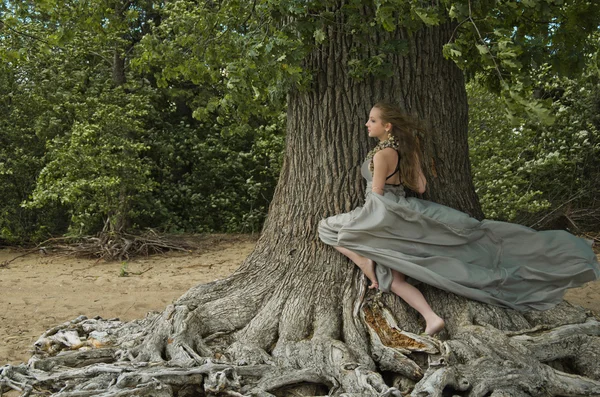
(2, 12), (599, 397)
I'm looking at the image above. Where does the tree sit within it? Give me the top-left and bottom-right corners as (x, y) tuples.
(1, 1), (600, 396)
(0, 0), (284, 240)
(0, 0), (160, 237)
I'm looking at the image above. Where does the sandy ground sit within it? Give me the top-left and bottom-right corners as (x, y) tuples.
(0, 234), (258, 366)
(1, 234), (599, 367)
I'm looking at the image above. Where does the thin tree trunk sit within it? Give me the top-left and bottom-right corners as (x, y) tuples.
(112, 1), (126, 87)
(112, 47), (126, 87)
(111, 0), (128, 231)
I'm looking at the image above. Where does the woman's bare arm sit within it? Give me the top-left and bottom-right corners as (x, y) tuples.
(372, 150), (394, 195)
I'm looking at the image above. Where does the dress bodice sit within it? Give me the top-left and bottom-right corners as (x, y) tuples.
(361, 159), (406, 197)
(360, 159), (373, 181)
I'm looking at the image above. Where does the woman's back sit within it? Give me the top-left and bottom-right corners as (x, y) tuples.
(379, 147), (401, 186)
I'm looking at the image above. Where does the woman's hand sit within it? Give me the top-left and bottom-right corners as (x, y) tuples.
(413, 153), (427, 194)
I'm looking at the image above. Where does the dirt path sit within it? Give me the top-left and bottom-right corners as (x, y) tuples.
(1, 235), (599, 366)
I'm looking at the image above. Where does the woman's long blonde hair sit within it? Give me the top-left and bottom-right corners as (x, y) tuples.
(373, 102), (427, 191)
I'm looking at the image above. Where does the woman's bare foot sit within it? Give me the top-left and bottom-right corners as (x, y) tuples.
(424, 315), (445, 336)
(356, 257), (379, 289)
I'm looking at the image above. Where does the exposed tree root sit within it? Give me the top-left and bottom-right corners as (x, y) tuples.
(2, 270), (600, 397)
(509, 317), (600, 379)
(431, 322), (600, 397)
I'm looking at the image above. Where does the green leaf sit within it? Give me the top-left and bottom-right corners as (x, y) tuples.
(313, 29), (325, 44)
(476, 44), (489, 55)
(414, 8), (440, 26)
(377, 6), (396, 32)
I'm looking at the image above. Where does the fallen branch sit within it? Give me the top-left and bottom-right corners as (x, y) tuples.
(3, 230), (198, 262)
(0, 247), (45, 268)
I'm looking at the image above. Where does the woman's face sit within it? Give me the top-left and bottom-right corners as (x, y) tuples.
(365, 107), (390, 141)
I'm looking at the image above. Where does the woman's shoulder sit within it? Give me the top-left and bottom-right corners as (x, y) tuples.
(373, 147), (398, 161)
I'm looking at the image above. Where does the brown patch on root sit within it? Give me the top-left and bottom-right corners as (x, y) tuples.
(363, 305), (427, 350)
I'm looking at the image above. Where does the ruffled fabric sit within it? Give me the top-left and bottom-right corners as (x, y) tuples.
(318, 160), (599, 311)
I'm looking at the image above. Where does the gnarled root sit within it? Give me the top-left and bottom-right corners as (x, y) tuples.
(509, 317), (600, 379)
(3, 267), (600, 397)
(411, 321), (600, 397)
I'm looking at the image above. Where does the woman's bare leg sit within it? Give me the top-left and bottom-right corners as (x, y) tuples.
(390, 270), (445, 335)
(333, 246), (378, 289)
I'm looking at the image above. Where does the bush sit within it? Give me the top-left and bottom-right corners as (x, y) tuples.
(468, 64), (600, 230)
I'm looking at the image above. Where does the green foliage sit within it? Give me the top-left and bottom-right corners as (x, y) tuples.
(0, 0), (286, 241)
(132, 0), (307, 113)
(0, 57), (69, 244)
(2, 0), (600, 243)
(131, 0), (289, 232)
(119, 261), (130, 277)
(442, 0), (600, 123)
(25, 88), (155, 234)
(468, 81), (552, 221)
(469, 62), (600, 228)
(145, 114), (285, 233)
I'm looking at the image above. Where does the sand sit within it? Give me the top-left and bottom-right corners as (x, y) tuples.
(0, 234), (257, 365)
(1, 234), (599, 366)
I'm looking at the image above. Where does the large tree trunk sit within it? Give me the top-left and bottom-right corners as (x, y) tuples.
(2, 12), (599, 397)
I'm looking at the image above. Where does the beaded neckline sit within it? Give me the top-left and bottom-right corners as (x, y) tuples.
(366, 137), (400, 174)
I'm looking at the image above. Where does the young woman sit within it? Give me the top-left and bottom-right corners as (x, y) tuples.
(318, 102), (600, 336)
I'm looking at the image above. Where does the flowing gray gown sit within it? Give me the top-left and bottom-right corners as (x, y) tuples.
(318, 159), (600, 311)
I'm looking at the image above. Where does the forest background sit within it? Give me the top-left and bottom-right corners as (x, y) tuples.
(1, 0), (599, 246)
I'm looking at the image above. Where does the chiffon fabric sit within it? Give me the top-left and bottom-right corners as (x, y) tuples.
(318, 159), (600, 311)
